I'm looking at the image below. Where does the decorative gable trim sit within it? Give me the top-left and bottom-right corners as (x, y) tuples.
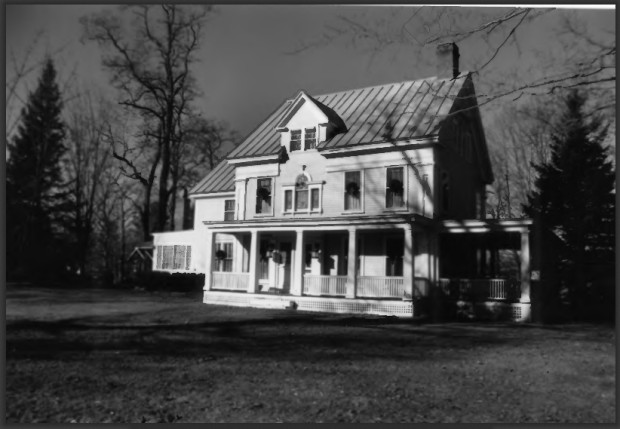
(275, 91), (330, 132)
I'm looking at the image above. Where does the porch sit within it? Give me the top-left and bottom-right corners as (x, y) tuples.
(203, 221), (434, 304)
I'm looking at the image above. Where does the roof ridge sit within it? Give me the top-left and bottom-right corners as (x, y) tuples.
(312, 72), (470, 99)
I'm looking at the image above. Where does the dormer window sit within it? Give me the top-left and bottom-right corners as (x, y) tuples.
(304, 127), (317, 150)
(289, 127), (318, 153)
(290, 130), (302, 152)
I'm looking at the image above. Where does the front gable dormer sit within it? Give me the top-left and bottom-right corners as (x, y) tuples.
(276, 91), (346, 153)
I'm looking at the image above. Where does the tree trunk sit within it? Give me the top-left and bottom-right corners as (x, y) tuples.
(182, 187), (192, 230)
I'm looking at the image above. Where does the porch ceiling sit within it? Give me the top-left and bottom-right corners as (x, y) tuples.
(441, 218), (533, 233)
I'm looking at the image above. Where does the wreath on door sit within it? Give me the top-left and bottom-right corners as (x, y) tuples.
(215, 249), (227, 260)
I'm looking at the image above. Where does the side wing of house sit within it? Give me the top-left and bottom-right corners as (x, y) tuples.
(436, 74), (494, 220)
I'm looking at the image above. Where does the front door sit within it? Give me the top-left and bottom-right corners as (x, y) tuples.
(278, 242), (292, 292)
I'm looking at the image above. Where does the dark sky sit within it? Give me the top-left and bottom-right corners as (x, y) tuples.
(6, 5), (615, 138)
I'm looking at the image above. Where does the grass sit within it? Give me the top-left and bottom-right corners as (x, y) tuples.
(5, 285), (616, 423)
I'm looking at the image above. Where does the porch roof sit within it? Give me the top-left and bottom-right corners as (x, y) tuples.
(203, 213), (434, 230)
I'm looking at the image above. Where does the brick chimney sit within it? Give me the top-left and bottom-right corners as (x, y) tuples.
(436, 42), (460, 79)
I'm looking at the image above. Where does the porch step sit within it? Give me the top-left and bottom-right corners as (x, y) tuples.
(204, 291), (417, 317)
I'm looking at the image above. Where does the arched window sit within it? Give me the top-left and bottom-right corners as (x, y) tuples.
(283, 173), (322, 213)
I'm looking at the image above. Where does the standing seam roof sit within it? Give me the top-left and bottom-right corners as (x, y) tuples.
(191, 74), (470, 196)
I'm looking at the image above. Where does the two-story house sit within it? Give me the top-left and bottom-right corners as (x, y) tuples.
(152, 44), (533, 321)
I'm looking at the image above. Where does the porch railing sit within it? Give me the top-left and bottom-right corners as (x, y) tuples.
(439, 278), (519, 301)
(212, 272), (249, 291)
(357, 276), (404, 298)
(303, 275), (347, 296)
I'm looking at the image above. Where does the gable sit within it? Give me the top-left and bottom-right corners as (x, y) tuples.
(442, 75), (494, 184)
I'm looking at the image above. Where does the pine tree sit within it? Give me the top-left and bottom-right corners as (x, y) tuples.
(524, 90), (615, 321)
(6, 58), (69, 282)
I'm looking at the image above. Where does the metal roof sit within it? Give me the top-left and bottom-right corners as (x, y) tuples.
(191, 73), (474, 196)
(227, 73), (469, 160)
(189, 159), (236, 195)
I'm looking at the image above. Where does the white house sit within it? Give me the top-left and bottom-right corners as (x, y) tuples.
(152, 43), (533, 321)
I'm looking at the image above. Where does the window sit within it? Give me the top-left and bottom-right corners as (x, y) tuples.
(256, 178), (272, 214)
(304, 127), (317, 150)
(290, 130), (301, 151)
(215, 242), (233, 272)
(344, 171), (362, 211)
(385, 237), (404, 277)
(224, 199), (235, 221)
(386, 166), (405, 209)
(283, 174), (322, 214)
(155, 245), (192, 271)
(295, 175), (308, 210)
(441, 172), (450, 213)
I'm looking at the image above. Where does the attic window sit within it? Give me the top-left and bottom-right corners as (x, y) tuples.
(304, 127), (317, 150)
(291, 130), (302, 151)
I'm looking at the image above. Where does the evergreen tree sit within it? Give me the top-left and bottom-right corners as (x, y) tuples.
(524, 90), (615, 321)
(6, 58), (69, 282)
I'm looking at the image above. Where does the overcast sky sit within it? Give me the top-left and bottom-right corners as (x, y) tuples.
(6, 4), (615, 139)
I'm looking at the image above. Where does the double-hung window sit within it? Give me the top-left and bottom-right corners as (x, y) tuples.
(283, 174), (322, 213)
(256, 178), (272, 214)
(344, 171), (362, 211)
(290, 130), (302, 152)
(304, 127), (317, 150)
(215, 242), (233, 272)
(224, 199), (235, 221)
(386, 166), (405, 209)
(156, 245), (192, 271)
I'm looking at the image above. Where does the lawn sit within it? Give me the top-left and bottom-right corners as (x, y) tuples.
(5, 285), (616, 423)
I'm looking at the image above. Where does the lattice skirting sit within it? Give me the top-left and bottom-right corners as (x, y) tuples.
(471, 302), (531, 322)
(204, 291), (417, 317)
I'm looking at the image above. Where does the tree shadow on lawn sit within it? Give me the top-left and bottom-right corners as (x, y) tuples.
(8, 309), (607, 365)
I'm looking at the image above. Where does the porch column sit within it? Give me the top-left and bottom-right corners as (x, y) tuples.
(402, 224), (414, 298)
(204, 230), (215, 291)
(292, 229), (304, 296)
(346, 227), (357, 299)
(247, 230), (259, 293)
(520, 229), (531, 303)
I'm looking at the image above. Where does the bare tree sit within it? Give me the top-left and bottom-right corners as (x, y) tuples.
(173, 116), (241, 229)
(286, 7), (614, 111)
(63, 88), (120, 277)
(81, 4), (211, 235)
(485, 95), (564, 219)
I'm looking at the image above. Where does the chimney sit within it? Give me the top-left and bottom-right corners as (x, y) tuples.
(436, 42), (460, 79)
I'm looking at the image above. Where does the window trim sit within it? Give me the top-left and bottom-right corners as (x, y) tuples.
(343, 170), (364, 213)
(255, 177), (274, 216)
(384, 165), (408, 211)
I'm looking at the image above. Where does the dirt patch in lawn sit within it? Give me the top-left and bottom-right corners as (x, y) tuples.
(5, 285), (616, 423)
